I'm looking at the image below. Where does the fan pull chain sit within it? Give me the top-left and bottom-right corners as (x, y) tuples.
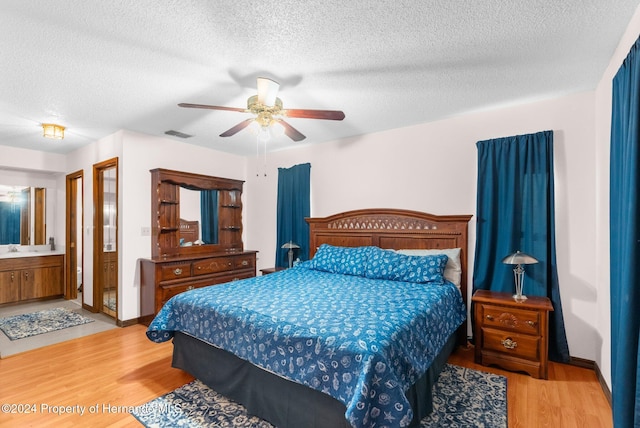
(263, 136), (268, 177)
(256, 134), (260, 177)
(255, 133), (268, 177)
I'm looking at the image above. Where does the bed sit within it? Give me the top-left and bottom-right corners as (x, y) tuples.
(179, 218), (199, 244)
(147, 209), (471, 428)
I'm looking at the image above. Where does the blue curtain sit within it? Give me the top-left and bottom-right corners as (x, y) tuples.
(276, 163), (311, 268)
(0, 201), (21, 245)
(200, 190), (218, 244)
(473, 130), (570, 363)
(610, 36), (640, 428)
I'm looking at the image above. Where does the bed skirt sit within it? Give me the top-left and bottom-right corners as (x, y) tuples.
(171, 331), (458, 428)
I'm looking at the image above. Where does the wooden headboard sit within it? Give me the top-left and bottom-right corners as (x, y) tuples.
(179, 218), (199, 243)
(307, 209), (473, 329)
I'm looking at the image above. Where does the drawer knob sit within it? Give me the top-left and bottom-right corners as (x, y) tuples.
(173, 268), (183, 275)
(526, 320), (537, 328)
(241, 260), (248, 266)
(186, 285), (194, 291)
(485, 314), (494, 321)
(501, 338), (518, 350)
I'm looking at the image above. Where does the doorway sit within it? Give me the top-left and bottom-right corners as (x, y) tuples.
(65, 170), (83, 302)
(93, 158), (118, 320)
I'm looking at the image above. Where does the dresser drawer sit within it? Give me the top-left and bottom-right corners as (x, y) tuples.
(161, 283), (196, 303)
(481, 327), (540, 360)
(192, 257), (234, 276)
(211, 270), (255, 285)
(233, 255), (255, 269)
(159, 262), (192, 281)
(480, 304), (541, 335)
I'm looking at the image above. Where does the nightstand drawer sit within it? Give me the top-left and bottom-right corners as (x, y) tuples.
(480, 304), (541, 335)
(482, 327), (540, 360)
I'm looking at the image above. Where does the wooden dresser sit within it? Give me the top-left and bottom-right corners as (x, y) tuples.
(139, 251), (256, 323)
(139, 168), (257, 324)
(472, 289), (554, 379)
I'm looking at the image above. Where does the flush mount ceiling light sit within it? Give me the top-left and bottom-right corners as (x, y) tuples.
(42, 123), (65, 140)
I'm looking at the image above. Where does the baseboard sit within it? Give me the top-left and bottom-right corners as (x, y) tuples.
(569, 356), (612, 407)
(569, 355), (595, 370)
(594, 361), (612, 406)
(116, 318), (139, 327)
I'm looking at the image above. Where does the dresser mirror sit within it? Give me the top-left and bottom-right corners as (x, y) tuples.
(179, 187), (217, 245)
(0, 185), (48, 246)
(150, 168), (244, 258)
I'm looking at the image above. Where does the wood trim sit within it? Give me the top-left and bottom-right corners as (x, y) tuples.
(65, 170), (83, 301)
(569, 355), (596, 370)
(594, 361), (612, 406)
(33, 187), (46, 245)
(93, 158), (119, 320)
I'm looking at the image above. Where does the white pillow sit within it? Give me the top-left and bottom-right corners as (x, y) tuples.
(395, 248), (462, 288)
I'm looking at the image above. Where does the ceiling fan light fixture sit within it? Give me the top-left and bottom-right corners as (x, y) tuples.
(256, 77), (280, 107)
(42, 123), (65, 140)
(271, 120), (285, 137)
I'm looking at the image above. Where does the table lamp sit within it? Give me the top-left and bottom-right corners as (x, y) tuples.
(281, 241), (300, 268)
(502, 250), (539, 301)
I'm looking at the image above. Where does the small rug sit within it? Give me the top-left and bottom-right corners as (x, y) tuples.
(0, 307), (95, 340)
(132, 364), (507, 428)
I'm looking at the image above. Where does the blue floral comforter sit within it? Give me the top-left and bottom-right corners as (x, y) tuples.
(147, 263), (466, 428)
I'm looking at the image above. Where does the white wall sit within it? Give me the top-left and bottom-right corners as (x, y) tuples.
(119, 131), (247, 321)
(64, 131), (124, 310)
(245, 91), (598, 361)
(593, 4), (640, 390)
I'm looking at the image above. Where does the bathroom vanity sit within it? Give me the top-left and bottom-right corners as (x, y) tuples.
(0, 253), (64, 305)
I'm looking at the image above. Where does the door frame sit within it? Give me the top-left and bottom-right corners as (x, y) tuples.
(65, 170), (84, 301)
(92, 157), (118, 319)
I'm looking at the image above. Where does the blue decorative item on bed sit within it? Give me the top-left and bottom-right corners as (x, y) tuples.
(147, 245), (466, 428)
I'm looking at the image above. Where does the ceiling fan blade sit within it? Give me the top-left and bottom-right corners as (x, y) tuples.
(178, 103), (247, 113)
(283, 109), (345, 121)
(219, 119), (254, 137)
(279, 120), (306, 142)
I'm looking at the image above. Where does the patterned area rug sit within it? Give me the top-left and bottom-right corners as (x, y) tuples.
(132, 364), (506, 427)
(0, 307), (95, 340)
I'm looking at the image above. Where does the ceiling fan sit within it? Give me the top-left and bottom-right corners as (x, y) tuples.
(178, 77), (345, 142)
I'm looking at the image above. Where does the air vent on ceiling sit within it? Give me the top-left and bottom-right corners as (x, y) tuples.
(164, 130), (193, 139)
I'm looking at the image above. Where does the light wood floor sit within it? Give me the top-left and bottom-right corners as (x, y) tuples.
(0, 325), (612, 427)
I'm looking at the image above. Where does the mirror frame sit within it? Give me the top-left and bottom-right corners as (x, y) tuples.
(150, 168), (245, 258)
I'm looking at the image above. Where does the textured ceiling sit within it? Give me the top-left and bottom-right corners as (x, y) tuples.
(0, 0), (638, 156)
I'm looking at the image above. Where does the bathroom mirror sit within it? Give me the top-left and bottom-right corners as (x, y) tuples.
(0, 185), (48, 246)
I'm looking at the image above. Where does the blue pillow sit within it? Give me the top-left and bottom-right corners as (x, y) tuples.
(365, 247), (448, 284)
(310, 244), (373, 276)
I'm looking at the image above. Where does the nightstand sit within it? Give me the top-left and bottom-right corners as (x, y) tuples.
(259, 267), (286, 275)
(472, 289), (554, 379)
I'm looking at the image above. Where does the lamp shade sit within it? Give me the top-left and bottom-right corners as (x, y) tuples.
(257, 77), (280, 107)
(502, 250), (538, 265)
(281, 241), (300, 249)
